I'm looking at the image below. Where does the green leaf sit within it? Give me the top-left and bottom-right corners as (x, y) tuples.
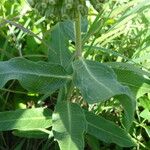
(0, 108), (52, 131)
(110, 0), (141, 18)
(59, 20), (75, 41)
(84, 45), (130, 61)
(73, 59), (135, 130)
(0, 58), (71, 93)
(86, 134), (100, 150)
(85, 111), (136, 147)
(107, 62), (150, 98)
(140, 109), (150, 121)
(13, 130), (47, 139)
(48, 22), (72, 67)
(116, 95), (135, 130)
(73, 59), (133, 103)
(52, 101), (86, 150)
(144, 126), (150, 138)
(59, 19), (88, 41)
(13, 129), (53, 139)
(139, 96), (150, 110)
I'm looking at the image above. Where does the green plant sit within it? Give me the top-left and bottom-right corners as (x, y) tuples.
(0, 0), (150, 149)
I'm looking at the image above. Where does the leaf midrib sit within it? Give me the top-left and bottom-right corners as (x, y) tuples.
(0, 116), (51, 124)
(81, 59), (114, 95)
(0, 71), (71, 79)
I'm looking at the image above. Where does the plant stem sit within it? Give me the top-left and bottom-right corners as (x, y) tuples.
(75, 12), (82, 59)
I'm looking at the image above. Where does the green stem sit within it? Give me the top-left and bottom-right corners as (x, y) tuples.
(75, 12), (82, 59)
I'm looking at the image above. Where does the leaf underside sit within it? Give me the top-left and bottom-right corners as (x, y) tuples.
(0, 108), (52, 131)
(0, 58), (71, 93)
(48, 22), (72, 68)
(107, 62), (150, 98)
(85, 110), (136, 147)
(73, 59), (136, 129)
(52, 101), (86, 150)
(73, 59), (132, 103)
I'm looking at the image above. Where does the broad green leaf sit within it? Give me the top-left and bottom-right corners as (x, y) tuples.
(73, 59), (133, 103)
(59, 19), (88, 41)
(52, 101), (86, 150)
(73, 59), (135, 129)
(59, 20), (75, 41)
(0, 108), (52, 131)
(0, 58), (71, 93)
(48, 22), (72, 67)
(85, 111), (136, 147)
(107, 62), (150, 98)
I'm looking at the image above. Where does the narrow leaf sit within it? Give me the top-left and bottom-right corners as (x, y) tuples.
(85, 111), (136, 147)
(0, 108), (52, 131)
(13, 130), (48, 139)
(0, 58), (71, 93)
(52, 101), (86, 150)
(13, 129), (53, 139)
(144, 126), (150, 138)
